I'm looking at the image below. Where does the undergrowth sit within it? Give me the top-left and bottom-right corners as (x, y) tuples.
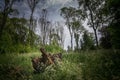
(0, 50), (120, 80)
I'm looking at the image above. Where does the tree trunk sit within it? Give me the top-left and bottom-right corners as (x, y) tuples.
(68, 26), (73, 50)
(29, 12), (34, 46)
(93, 28), (99, 47)
(88, 5), (99, 48)
(70, 34), (73, 50)
(0, 14), (7, 39)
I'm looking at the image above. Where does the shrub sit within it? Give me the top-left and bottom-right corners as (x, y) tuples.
(44, 45), (63, 53)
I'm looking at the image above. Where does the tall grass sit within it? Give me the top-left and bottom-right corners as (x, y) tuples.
(0, 52), (82, 80)
(81, 50), (120, 80)
(0, 50), (120, 80)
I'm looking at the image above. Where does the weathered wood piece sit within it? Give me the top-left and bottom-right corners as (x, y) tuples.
(40, 48), (54, 65)
(31, 48), (62, 73)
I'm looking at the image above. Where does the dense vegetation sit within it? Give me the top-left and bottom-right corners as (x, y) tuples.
(0, 50), (120, 80)
(0, 0), (120, 80)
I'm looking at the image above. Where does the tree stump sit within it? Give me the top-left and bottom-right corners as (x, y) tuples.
(31, 48), (62, 73)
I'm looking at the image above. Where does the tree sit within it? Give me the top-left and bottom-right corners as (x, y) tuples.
(71, 20), (84, 51)
(78, 0), (104, 48)
(61, 5), (87, 50)
(49, 23), (60, 46)
(0, 0), (18, 39)
(54, 22), (65, 48)
(9, 18), (28, 44)
(27, 0), (40, 45)
(38, 9), (51, 45)
(81, 31), (95, 50)
(61, 7), (76, 50)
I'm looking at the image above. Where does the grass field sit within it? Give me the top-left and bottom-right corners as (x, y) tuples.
(0, 50), (120, 80)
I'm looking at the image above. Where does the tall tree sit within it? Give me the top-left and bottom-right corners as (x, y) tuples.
(55, 22), (65, 48)
(71, 9), (85, 51)
(61, 7), (76, 50)
(61, 7), (85, 50)
(27, 0), (40, 45)
(71, 20), (84, 51)
(78, 0), (104, 47)
(39, 9), (50, 45)
(0, 0), (17, 39)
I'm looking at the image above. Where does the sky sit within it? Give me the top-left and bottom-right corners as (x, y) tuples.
(13, 0), (78, 21)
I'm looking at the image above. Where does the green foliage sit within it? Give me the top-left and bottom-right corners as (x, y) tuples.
(15, 44), (37, 53)
(0, 64), (31, 80)
(0, 31), (12, 53)
(0, 17), (39, 54)
(99, 27), (112, 49)
(103, 0), (120, 49)
(0, 50), (120, 80)
(32, 56), (82, 80)
(0, 52), (34, 80)
(81, 50), (120, 80)
(81, 31), (95, 50)
(108, 23), (120, 49)
(78, 0), (103, 47)
(0, 52), (82, 80)
(108, 0), (120, 48)
(63, 52), (86, 63)
(44, 44), (63, 53)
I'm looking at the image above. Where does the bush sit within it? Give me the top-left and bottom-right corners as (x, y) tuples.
(44, 45), (64, 53)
